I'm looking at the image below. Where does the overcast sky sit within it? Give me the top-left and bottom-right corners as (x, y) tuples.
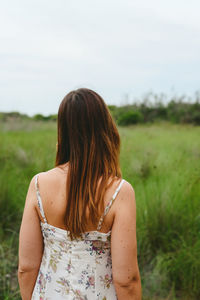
(0, 0), (200, 115)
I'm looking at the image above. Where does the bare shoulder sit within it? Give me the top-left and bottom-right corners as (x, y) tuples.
(121, 179), (135, 197)
(33, 167), (68, 204)
(115, 179), (136, 209)
(26, 172), (46, 195)
(35, 167), (60, 177)
(34, 167), (65, 183)
(110, 179), (136, 228)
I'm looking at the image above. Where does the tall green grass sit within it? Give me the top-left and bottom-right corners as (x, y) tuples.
(120, 122), (200, 299)
(0, 120), (200, 299)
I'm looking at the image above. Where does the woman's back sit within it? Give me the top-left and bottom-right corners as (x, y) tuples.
(34, 165), (124, 233)
(31, 166), (125, 299)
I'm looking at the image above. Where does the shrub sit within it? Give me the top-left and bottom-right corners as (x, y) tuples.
(117, 110), (143, 125)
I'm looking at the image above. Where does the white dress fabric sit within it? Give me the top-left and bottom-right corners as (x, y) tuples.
(31, 174), (125, 300)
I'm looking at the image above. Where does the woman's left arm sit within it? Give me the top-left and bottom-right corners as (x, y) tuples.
(18, 176), (44, 300)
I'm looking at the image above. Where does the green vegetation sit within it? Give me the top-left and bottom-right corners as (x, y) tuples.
(1, 91), (200, 126)
(119, 123), (200, 299)
(117, 110), (143, 125)
(0, 118), (200, 299)
(108, 92), (200, 126)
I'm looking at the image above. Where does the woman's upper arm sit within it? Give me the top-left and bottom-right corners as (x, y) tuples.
(18, 176), (43, 271)
(111, 181), (140, 285)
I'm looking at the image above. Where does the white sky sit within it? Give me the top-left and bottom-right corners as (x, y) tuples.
(0, 0), (200, 115)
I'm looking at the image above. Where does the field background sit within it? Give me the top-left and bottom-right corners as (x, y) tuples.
(0, 119), (200, 300)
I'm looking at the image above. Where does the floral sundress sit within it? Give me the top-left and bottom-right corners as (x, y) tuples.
(31, 174), (125, 300)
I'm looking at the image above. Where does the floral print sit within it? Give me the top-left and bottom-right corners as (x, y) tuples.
(31, 224), (118, 299)
(100, 274), (113, 289)
(31, 174), (125, 299)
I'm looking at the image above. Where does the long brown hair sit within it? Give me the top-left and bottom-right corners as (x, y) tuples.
(55, 88), (121, 239)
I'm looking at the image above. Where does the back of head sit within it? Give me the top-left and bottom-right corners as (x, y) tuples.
(56, 88), (121, 239)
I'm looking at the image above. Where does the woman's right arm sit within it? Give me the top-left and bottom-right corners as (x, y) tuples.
(111, 181), (141, 300)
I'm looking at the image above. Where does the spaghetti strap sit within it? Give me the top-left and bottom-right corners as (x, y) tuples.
(35, 174), (47, 223)
(97, 178), (125, 230)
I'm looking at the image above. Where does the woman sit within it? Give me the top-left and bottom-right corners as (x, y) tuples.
(18, 88), (141, 299)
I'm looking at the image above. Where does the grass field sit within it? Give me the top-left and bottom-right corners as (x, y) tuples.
(0, 120), (200, 299)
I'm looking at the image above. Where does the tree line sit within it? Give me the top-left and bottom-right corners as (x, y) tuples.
(1, 92), (200, 125)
